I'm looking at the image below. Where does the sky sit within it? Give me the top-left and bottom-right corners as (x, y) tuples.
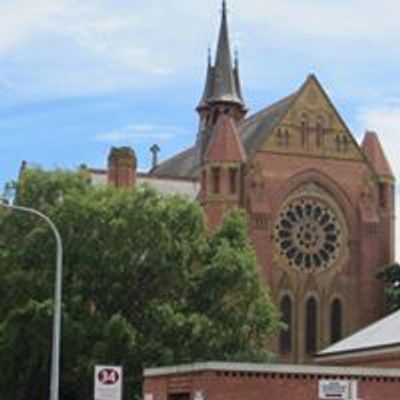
(0, 0), (400, 256)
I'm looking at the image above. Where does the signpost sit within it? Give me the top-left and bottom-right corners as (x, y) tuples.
(319, 380), (358, 400)
(95, 366), (123, 400)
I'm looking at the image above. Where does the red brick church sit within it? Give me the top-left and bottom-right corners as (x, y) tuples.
(90, 1), (395, 363)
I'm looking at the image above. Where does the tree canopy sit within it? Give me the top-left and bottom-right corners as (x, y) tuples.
(377, 262), (400, 311)
(0, 168), (277, 400)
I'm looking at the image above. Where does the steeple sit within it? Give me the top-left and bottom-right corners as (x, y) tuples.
(211, 0), (242, 104)
(198, 1), (244, 108)
(196, 1), (247, 163)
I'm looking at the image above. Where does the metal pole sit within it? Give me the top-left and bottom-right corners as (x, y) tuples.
(0, 202), (63, 400)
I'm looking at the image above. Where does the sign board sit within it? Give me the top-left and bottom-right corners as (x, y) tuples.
(95, 365), (123, 400)
(319, 380), (351, 399)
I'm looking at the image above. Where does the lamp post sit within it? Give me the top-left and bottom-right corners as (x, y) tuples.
(0, 201), (63, 400)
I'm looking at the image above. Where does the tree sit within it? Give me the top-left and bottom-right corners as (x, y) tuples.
(0, 167), (277, 400)
(377, 263), (400, 311)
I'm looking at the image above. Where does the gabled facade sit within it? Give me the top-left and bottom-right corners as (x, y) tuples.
(90, 1), (395, 363)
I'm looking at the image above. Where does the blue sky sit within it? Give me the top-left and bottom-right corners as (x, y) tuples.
(1, 0), (400, 254)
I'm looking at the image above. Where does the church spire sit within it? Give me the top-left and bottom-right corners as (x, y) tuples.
(196, 1), (247, 165)
(197, 0), (244, 108)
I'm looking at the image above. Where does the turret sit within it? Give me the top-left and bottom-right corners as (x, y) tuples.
(361, 130), (395, 264)
(196, 1), (247, 164)
(201, 115), (246, 228)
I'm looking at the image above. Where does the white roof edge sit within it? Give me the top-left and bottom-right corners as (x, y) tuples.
(144, 361), (400, 378)
(318, 309), (400, 356)
(316, 344), (400, 361)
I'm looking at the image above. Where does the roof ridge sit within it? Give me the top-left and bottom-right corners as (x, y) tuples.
(242, 91), (297, 126)
(152, 147), (194, 173)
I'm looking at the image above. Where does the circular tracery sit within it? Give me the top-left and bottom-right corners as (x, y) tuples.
(274, 198), (342, 270)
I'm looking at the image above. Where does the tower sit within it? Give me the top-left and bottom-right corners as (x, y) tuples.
(200, 114), (246, 227)
(196, 0), (247, 164)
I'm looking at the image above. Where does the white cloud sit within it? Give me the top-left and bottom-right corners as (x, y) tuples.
(0, 0), (72, 53)
(95, 123), (187, 143)
(3, 0), (400, 100)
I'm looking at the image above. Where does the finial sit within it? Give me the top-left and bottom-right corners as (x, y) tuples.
(222, 0), (227, 16)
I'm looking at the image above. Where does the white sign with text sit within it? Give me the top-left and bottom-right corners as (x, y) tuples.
(319, 380), (351, 399)
(94, 365), (123, 400)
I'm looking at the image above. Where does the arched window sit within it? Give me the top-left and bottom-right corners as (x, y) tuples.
(279, 295), (292, 354)
(300, 115), (309, 148)
(342, 136), (349, 152)
(335, 135), (342, 151)
(211, 167), (220, 194)
(331, 299), (343, 344)
(284, 129), (290, 147)
(212, 109), (220, 124)
(229, 167), (238, 194)
(305, 297), (318, 354)
(276, 128), (283, 146)
(316, 116), (325, 148)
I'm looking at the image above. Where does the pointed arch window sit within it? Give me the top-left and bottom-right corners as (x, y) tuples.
(316, 116), (325, 148)
(211, 167), (220, 194)
(300, 114), (309, 148)
(276, 128), (283, 146)
(284, 129), (290, 147)
(279, 295), (292, 354)
(331, 298), (343, 344)
(305, 297), (318, 354)
(229, 167), (238, 194)
(212, 109), (220, 124)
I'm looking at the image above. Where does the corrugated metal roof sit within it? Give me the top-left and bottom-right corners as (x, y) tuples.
(319, 309), (400, 356)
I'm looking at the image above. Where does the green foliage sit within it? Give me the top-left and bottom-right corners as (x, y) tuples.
(377, 263), (400, 311)
(0, 168), (277, 400)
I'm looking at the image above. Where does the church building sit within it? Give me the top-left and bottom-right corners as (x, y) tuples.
(89, 1), (395, 363)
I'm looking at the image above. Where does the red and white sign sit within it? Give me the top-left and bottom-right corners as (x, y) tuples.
(95, 366), (123, 400)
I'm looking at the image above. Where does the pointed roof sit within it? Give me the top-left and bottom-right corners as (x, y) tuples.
(318, 309), (400, 358)
(361, 131), (394, 178)
(154, 74), (358, 178)
(204, 115), (246, 163)
(154, 91), (297, 177)
(198, 51), (213, 107)
(198, 1), (244, 108)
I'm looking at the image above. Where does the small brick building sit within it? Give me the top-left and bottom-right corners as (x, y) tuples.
(143, 362), (400, 400)
(89, 1), (396, 363)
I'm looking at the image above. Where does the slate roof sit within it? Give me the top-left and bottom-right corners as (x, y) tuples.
(318, 309), (400, 357)
(152, 91), (296, 178)
(198, 0), (243, 107)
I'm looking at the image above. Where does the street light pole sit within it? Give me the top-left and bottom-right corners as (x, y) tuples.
(0, 201), (63, 400)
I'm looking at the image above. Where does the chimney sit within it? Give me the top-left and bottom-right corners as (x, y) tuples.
(107, 147), (137, 188)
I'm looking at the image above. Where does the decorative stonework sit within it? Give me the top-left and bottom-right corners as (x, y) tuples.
(274, 185), (346, 272)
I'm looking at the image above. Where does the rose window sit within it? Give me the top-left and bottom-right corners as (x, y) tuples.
(274, 198), (342, 270)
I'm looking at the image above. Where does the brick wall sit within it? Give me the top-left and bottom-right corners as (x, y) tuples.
(144, 363), (400, 400)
